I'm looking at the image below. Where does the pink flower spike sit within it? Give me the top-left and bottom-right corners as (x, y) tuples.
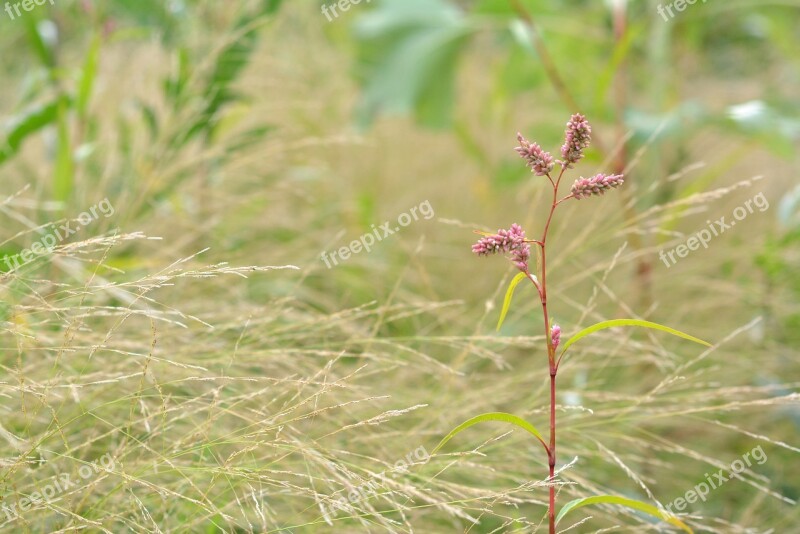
(570, 173), (625, 200)
(515, 133), (554, 176)
(472, 223), (530, 272)
(560, 113), (592, 167)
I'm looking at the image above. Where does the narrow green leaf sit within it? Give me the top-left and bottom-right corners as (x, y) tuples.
(54, 100), (73, 203)
(24, 17), (54, 68)
(432, 412), (548, 455)
(179, 15), (264, 146)
(77, 34), (101, 121)
(497, 272), (528, 331)
(560, 319), (711, 357)
(556, 495), (693, 533)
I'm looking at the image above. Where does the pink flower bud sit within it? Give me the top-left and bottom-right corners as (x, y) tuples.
(551, 324), (561, 351)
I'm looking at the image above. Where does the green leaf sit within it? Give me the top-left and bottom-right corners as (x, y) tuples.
(353, 0), (475, 128)
(0, 97), (64, 166)
(177, 13), (266, 146)
(24, 17), (55, 68)
(497, 272), (528, 331)
(556, 495), (693, 533)
(77, 34), (101, 121)
(110, 0), (179, 43)
(432, 412), (548, 455)
(54, 100), (73, 203)
(559, 319), (711, 358)
(260, 0), (284, 15)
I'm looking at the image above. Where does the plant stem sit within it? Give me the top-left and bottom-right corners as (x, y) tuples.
(549, 372), (556, 534)
(533, 166), (566, 534)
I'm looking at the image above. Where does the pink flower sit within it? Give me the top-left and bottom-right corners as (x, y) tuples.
(472, 223), (530, 272)
(515, 133), (554, 176)
(551, 324), (561, 351)
(570, 173), (625, 200)
(560, 114), (592, 167)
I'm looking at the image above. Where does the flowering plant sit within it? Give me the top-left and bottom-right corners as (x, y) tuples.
(434, 115), (710, 533)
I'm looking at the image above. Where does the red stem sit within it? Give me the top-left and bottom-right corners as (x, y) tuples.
(531, 165), (566, 534)
(549, 373), (556, 533)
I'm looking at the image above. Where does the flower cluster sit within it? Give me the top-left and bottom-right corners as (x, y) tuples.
(474, 114), (623, 273)
(570, 173), (625, 200)
(472, 223), (530, 272)
(560, 113), (592, 167)
(515, 133), (554, 176)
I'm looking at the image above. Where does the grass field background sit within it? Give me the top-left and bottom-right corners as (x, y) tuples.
(0, 1), (798, 532)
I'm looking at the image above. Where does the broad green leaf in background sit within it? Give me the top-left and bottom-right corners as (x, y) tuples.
(726, 99), (800, 157)
(353, 0), (475, 128)
(0, 98), (64, 166)
(556, 495), (693, 533)
(433, 412), (548, 455)
(497, 271), (529, 331)
(559, 319), (711, 359)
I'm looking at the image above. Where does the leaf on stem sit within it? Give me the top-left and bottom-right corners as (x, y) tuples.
(559, 319), (711, 359)
(556, 494), (693, 533)
(497, 272), (529, 331)
(432, 412), (548, 455)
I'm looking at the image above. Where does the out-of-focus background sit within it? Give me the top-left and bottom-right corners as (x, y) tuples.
(0, 0), (798, 532)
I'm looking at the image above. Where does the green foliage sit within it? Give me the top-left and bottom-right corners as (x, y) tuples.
(173, 10), (274, 147)
(497, 272), (529, 331)
(756, 184), (800, 343)
(53, 99), (74, 203)
(0, 2), (796, 532)
(76, 34), (101, 121)
(0, 97), (64, 166)
(559, 319), (711, 360)
(556, 495), (693, 533)
(433, 412), (548, 455)
(352, 0), (475, 128)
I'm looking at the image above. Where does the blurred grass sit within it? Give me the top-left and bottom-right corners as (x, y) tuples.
(0, 0), (798, 532)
